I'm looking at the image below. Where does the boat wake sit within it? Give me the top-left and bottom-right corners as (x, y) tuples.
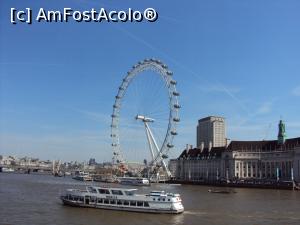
(183, 211), (207, 216)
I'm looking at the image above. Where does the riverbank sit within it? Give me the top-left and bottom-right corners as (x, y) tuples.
(167, 179), (300, 190)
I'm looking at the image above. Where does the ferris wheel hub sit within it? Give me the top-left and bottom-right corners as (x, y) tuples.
(135, 115), (155, 123)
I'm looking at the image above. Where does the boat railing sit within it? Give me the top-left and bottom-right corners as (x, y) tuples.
(67, 189), (88, 193)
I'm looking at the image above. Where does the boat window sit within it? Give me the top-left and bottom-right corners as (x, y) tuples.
(88, 187), (97, 193)
(104, 199), (109, 204)
(117, 200), (123, 205)
(130, 201), (136, 206)
(123, 201), (129, 206)
(158, 198), (160, 201)
(124, 191), (134, 196)
(153, 198), (155, 201)
(99, 189), (110, 194)
(111, 190), (123, 195)
(110, 200), (116, 204)
(168, 199), (170, 201)
(98, 189), (106, 194)
(163, 198), (165, 201)
(90, 196), (97, 203)
(137, 201), (143, 207)
(97, 198), (103, 204)
(144, 202), (150, 207)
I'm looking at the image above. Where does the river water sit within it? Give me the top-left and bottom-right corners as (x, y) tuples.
(0, 173), (300, 225)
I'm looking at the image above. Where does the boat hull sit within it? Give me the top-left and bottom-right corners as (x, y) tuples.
(61, 197), (183, 214)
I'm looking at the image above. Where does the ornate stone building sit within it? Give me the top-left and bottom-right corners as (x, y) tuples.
(170, 119), (300, 182)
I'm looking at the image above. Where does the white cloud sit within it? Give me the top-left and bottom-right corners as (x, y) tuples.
(292, 86), (300, 97)
(256, 101), (272, 115)
(198, 84), (240, 94)
(74, 109), (111, 124)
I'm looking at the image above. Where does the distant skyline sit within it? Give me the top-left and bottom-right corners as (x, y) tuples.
(1, 0), (300, 161)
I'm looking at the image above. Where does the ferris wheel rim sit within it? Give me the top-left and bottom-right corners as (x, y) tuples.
(111, 58), (180, 171)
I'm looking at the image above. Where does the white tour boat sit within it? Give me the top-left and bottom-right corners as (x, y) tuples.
(1, 167), (15, 173)
(60, 186), (184, 214)
(72, 171), (93, 181)
(118, 177), (150, 186)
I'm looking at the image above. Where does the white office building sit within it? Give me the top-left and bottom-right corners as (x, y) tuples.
(196, 116), (226, 149)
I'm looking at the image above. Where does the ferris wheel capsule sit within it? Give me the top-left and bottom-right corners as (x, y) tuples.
(171, 131), (178, 135)
(161, 154), (168, 159)
(167, 143), (174, 148)
(170, 80), (177, 85)
(173, 118), (180, 122)
(174, 104), (181, 109)
(173, 91), (180, 96)
(167, 71), (173, 76)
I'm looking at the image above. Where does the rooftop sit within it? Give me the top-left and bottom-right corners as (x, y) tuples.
(198, 116), (225, 123)
(227, 137), (300, 152)
(178, 137), (300, 159)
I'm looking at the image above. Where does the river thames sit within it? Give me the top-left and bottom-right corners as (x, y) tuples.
(0, 173), (300, 225)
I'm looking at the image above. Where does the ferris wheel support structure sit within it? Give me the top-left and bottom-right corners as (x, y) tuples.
(136, 115), (172, 177)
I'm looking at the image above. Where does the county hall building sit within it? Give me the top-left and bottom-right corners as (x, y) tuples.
(169, 116), (300, 182)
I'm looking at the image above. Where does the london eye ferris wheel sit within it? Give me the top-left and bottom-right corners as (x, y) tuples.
(110, 58), (180, 179)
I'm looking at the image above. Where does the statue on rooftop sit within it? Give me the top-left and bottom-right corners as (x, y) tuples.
(278, 120), (286, 145)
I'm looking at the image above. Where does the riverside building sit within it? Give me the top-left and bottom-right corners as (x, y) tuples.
(196, 116), (226, 149)
(170, 118), (300, 183)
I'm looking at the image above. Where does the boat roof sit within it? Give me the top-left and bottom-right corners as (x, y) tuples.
(118, 177), (148, 180)
(88, 186), (137, 191)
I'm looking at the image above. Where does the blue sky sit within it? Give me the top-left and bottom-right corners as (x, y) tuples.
(1, 0), (300, 162)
